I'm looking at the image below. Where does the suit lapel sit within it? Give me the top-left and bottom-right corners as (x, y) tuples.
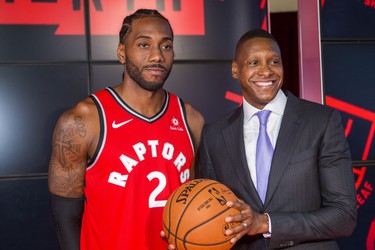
(222, 107), (262, 206)
(264, 92), (305, 206)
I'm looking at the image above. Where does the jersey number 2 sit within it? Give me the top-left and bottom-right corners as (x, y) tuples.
(147, 171), (167, 208)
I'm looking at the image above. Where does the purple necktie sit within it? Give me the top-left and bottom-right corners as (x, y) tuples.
(256, 110), (273, 203)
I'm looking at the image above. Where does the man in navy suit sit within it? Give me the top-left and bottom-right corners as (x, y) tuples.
(198, 29), (357, 249)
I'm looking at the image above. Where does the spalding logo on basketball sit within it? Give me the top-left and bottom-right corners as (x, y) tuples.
(162, 179), (241, 250)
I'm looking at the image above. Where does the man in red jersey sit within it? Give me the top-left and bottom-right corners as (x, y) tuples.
(48, 9), (204, 250)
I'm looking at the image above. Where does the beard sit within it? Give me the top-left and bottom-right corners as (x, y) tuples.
(125, 57), (171, 91)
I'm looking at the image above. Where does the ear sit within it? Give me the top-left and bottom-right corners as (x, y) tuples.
(232, 60), (238, 79)
(117, 43), (126, 64)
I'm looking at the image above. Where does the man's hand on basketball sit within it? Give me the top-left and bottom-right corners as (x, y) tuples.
(225, 200), (268, 243)
(160, 230), (176, 250)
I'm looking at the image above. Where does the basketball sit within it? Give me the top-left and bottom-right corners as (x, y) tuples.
(162, 179), (241, 250)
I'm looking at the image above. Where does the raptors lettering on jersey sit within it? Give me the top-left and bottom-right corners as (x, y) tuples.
(108, 139), (190, 188)
(80, 87), (195, 250)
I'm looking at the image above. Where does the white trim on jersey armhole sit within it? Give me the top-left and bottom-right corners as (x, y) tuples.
(177, 98), (195, 154)
(87, 94), (107, 171)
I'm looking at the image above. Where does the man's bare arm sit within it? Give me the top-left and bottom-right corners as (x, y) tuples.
(48, 109), (88, 198)
(48, 99), (98, 250)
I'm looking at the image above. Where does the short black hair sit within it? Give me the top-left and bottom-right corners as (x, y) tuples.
(235, 29), (279, 58)
(119, 9), (173, 44)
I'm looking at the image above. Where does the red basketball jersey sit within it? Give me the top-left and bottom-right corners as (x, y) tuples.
(80, 87), (195, 250)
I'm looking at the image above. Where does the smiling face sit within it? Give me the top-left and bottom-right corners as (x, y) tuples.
(118, 16), (174, 92)
(232, 37), (283, 109)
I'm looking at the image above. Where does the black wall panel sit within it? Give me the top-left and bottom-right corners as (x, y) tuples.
(0, 65), (88, 176)
(320, 0), (375, 39)
(0, 26), (87, 61)
(91, 64), (123, 92)
(165, 63), (242, 123)
(322, 43), (375, 161)
(0, 179), (59, 250)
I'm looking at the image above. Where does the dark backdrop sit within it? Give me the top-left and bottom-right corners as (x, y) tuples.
(320, 1), (375, 249)
(0, 0), (374, 249)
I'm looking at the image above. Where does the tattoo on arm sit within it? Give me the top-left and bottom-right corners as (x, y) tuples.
(49, 113), (88, 197)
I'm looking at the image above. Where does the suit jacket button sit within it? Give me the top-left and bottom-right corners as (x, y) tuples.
(289, 241), (294, 246)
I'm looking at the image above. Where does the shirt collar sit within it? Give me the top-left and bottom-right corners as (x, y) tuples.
(243, 89), (287, 124)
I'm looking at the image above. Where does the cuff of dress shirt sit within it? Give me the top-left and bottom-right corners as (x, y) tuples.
(263, 213), (272, 238)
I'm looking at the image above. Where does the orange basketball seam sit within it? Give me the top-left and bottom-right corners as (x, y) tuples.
(182, 206), (234, 248)
(174, 180), (218, 245)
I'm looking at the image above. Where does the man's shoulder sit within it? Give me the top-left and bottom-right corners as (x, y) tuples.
(74, 96), (97, 115)
(55, 96), (98, 130)
(286, 91), (334, 115)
